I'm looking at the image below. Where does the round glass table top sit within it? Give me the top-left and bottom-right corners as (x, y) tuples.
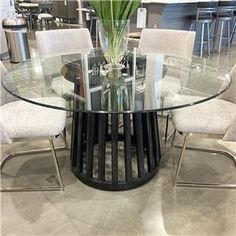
(2, 49), (231, 113)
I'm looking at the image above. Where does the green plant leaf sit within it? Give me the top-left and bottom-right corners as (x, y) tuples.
(89, 0), (141, 64)
(112, 0), (122, 20)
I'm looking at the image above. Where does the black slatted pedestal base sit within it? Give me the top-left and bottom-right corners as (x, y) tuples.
(71, 111), (161, 191)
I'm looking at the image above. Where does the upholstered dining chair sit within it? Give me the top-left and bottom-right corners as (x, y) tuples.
(35, 28), (93, 109)
(0, 61), (67, 192)
(139, 29), (196, 60)
(138, 29), (196, 142)
(171, 64), (236, 188)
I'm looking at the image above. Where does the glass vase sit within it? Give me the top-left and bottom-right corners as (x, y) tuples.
(101, 64), (130, 111)
(98, 20), (130, 64)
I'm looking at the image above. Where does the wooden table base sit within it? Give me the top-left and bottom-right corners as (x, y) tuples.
(71, 111), (161, 191)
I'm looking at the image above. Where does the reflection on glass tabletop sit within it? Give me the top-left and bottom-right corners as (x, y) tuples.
(2, 49), (231, 113)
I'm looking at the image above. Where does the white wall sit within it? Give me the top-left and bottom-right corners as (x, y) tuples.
(0, 0), (15, 19)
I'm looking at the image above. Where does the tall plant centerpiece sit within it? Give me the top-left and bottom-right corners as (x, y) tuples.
(89, 0), (140, 111)
(90, 0), (140, 64)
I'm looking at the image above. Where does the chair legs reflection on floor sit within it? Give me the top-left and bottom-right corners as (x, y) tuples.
(171, 64), (236, 188)
(0, 136), (67, 192)
(172, 64), (236, 188)
(172, 131), (236, 189)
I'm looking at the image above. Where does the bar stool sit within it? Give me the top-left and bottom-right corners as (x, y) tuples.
(231, 19), (236, 43)
(37, 2), (55, 30)
(190, 2), (217, 57)
(38, 14), (55, 30)
(89, 12), (98, 47)
(213, 3), (234, 53)
(230, 7), (236, 43)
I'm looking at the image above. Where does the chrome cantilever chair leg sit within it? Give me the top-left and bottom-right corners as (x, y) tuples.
(172, 130), (236, 188)
(173, 133), (189, 186)
(164, 114), (170, 144)
(164, 114), (176, 144)
(48, 136), (64, 191)
(230, 20), (236, 43)
(171, 129), (177, 148)
(0, 136), (67, 192)
(160, 97), (172, 144)
(61, 128), (69, 150)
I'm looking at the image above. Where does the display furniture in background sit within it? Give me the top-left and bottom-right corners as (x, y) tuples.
(51, 0), (79, 27)
(213, 1), (235, 54)
(37, 1), (54, 30)
(18, 2), (39, 29)
(189, 2), (217, 57)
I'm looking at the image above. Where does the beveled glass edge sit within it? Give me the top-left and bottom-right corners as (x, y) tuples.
(2, 67), (231, 114)
(1, 80), (72, 112)
(1, 54), (232, 114)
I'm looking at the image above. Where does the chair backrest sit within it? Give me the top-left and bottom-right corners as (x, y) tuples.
(0, 61), (18, 106)
(221, 64), (236, 104)
(35, 28), (93, 59)
(35, 28), (93, 109)
(138, 29), (196, 61)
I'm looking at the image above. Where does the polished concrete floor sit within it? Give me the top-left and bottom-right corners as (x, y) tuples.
(1, 30), (236, 236)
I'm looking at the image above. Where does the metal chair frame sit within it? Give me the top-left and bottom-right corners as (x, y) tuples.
(230, 17), (236, 43)
(89, 14), (99, 48)
(172, 130), (236, 189)
(213, 6), (235, 53)
(0, 132), (68, 192)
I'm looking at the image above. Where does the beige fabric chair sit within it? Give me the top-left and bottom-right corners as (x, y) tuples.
(139, 29), (196, 91)
(138, 29), (196, 142)
(171, 64), (236, 188)
(35, 28), (93, 107)
(139, 29), (196, 60)
(0, 61), (67, 192)
(138, 29), (196, 93)
(36, 28), (93, 59)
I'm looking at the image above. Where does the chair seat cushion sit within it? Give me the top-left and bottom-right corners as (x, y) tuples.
(214, 14), (233, 21)
(38, 13), (53, 20)
(51, 76), (74, 97)
(0, 97), (66, 139)
(172, 97), (236, 135)
(189, 15), (213, 23)
(160, 76), (181, 98)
